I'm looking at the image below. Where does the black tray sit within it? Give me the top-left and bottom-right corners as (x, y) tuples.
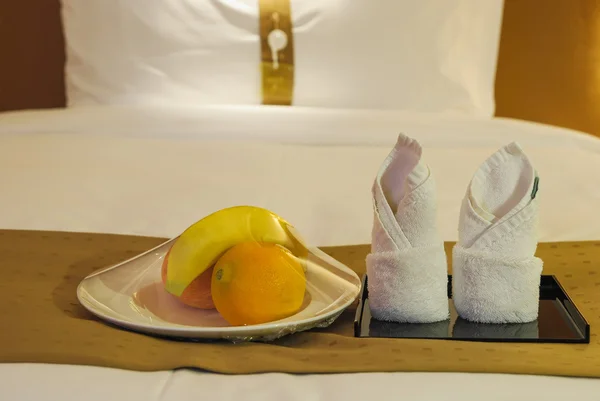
(354, 275), (590, 343)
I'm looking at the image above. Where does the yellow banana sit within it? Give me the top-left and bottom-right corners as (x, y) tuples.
(164, 206), (306, 296)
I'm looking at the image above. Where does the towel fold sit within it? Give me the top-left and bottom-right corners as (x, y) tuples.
(452, 142), (543, 324)
(366, 134), (449, 324)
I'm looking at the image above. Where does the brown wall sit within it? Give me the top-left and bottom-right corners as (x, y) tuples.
(0, 0), (66, 111)
(1, 0), (600, 137)
(495, 0), (600, 136)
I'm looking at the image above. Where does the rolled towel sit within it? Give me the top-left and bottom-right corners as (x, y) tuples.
(452, 142), (543, 324)
(366, 134), (449, 323)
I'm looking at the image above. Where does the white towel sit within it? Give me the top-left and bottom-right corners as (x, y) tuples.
(366, 134), (449, 323)
(452, 142), (543, 324)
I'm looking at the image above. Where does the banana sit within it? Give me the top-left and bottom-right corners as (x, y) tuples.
(164, 206), (306, 296)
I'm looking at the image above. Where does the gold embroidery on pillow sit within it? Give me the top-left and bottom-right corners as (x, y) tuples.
(259, 0), (294, 106)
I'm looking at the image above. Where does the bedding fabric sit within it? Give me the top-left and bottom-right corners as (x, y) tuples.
(2, 105), (600, 400)
(60, 0), (504, 116)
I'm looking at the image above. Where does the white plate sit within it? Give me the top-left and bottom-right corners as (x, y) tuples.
(77, 238), (361, 341)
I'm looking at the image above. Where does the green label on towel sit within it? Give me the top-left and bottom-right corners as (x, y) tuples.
(531, 176), (540, 199)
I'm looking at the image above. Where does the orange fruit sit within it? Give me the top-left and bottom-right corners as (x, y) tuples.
(161, 249), (215, 309)
(211, 242), (306, 326)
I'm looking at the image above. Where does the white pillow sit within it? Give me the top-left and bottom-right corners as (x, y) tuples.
(61, 0), (504, 116)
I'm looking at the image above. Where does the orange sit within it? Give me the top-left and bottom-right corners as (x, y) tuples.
(211, 241), (306, 326)
(161, 249), (215, 309)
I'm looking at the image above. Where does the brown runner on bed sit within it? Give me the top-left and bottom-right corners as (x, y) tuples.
(1, 229), (599, 377)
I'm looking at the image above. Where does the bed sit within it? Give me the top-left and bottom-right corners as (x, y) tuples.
(2, 1), (600, 401)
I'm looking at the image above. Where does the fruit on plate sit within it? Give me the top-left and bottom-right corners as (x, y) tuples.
(211, 241), (306, 326)
(163, 206), (304, 297)
(161, 249), (215, 309)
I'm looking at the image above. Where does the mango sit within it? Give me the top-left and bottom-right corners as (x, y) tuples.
(161, 249), (215, 309)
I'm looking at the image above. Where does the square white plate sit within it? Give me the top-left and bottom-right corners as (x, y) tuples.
(77, 238), (361, 341)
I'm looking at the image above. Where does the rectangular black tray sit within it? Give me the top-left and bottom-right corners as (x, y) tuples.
(354, 275), (590, 343)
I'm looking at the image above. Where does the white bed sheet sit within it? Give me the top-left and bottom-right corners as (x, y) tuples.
(2, 105), (600, 401)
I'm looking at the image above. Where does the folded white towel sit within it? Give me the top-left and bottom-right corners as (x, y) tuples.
(366, 134), (449, 323)
(452, 142), (543, 324)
